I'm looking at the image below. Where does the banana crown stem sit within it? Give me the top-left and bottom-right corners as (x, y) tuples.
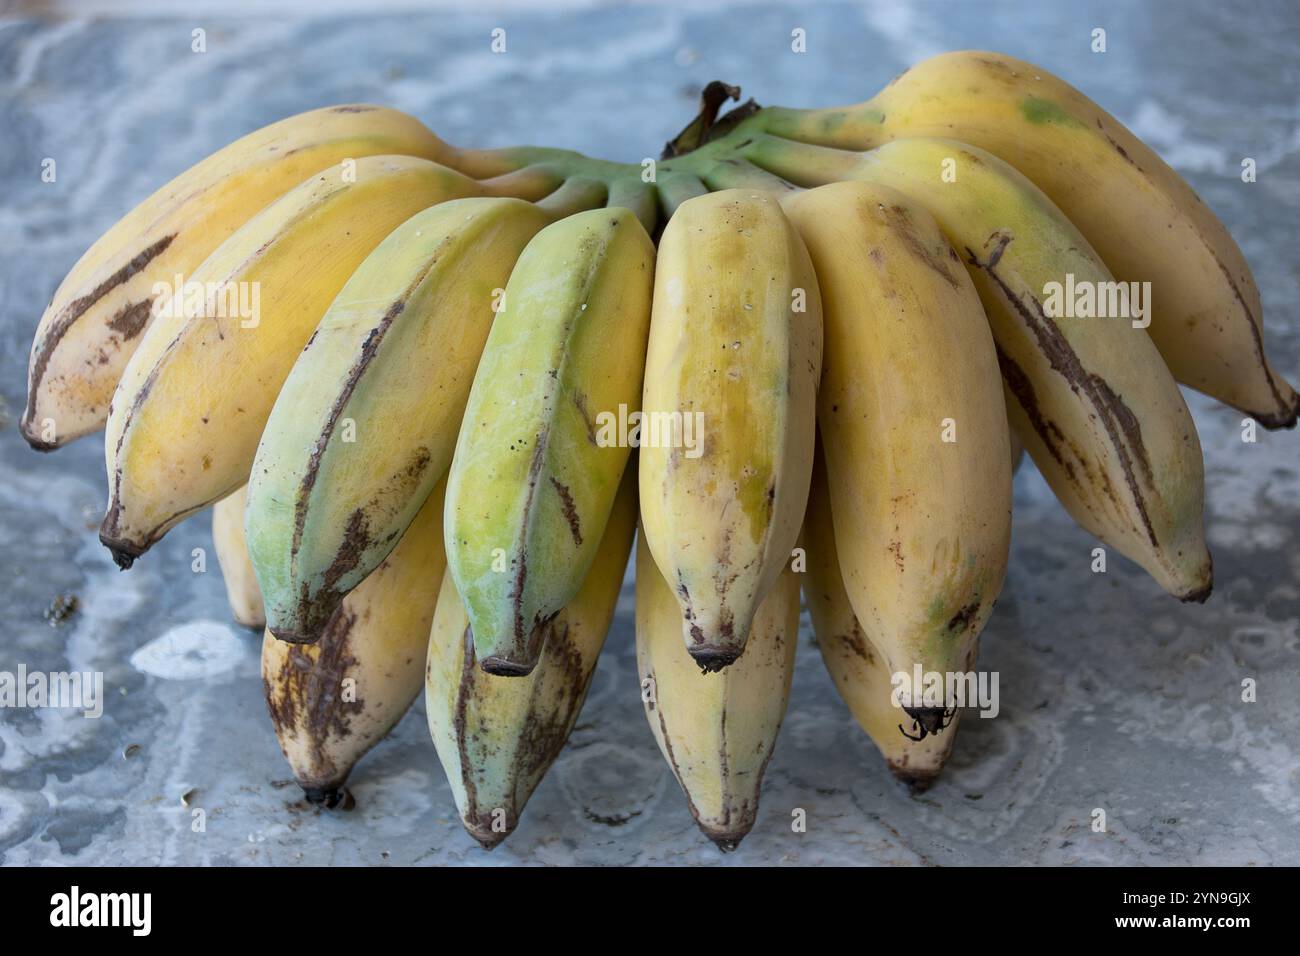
(439, 83), (868, 234)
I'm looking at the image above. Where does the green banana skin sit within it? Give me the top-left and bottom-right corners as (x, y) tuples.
(444, 207), (654, 676)
(247, 197), (550, 643)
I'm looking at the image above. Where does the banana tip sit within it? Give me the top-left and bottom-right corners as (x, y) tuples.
(19, 423), (59, 452)
(702, 826), (751, 852)
(688, 647), (741, 674)
(478, 655), (537, 678)
(888, 763), (942, 794)
(302, 786), (355, 810)
(98, 533), (141, 571)
(268, 625), (321, 645)
(1178, 581), (1213, 604)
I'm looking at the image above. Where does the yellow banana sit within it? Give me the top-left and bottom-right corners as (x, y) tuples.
(211, 486), (264, 630)
(22, 105), (455, 450)
(263, 478), (447, 805)
(760, 51), (1297, 427)
(803, 445), (971, 791)
(783, 181), (1011, 695)
(739, 136), (1212, 602)
(444, 207), (654, 676)
(100, 155), (482, 569)
(636, 532), (799, 850)
(245, 196), (549, 644)
(425, 469), (636, 848)
(639, 188), (821, 670)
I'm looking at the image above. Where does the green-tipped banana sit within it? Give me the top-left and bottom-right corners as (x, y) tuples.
(247, 197), (551, 644)
(426, 468), (637, 848)
(444, 207), (655, 676)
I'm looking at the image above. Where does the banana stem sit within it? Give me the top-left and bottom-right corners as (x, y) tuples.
(697, 156), (798, 193)
(605, 178), (659, 235)
(480, 165), (566, 202)
(733, 134), (863, 187)
(536, 177), (608, 219)
(655, 170), (709, 221)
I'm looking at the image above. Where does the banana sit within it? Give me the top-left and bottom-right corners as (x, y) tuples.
(263, 477), (447, 805)
(425, 468), (637, 848)
(22, 105), (455, 450)
(444, 207), (655, 676)
(636, 532), (799, 850)
(783, 181), (1011, 698)
(740, 136), (1212, 602)
(99, 155), (482, 569)
(211, 485), (264, 630)
(245, 197), (550, 645)
(803, 444), (971, 791)
(760, 51), (1298, 427)
(639, 188), (822, 671)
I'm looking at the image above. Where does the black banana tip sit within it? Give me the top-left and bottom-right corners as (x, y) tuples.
(479, 656), (536, 678)
(302, 786), (354, 810)
(98, 533), (140, 570)
(689, 648), (741, 673)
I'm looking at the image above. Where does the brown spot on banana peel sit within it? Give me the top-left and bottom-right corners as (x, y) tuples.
(967, 233), (1160, 549)
(453, 624), (509, 848)
(23, 233), (176, 446)
(549, 477), (583, 546)
(946, 601), (981, 633)
(571, 389), (599, 445)
(266, 604), (363, 796)
(877, 202), (960, 289)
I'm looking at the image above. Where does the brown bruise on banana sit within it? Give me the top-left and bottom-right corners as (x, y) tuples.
(283, 444), (430, 643)
(24, 233), (176, 447)
(965, 231), (1164, 553)
(264, 604), (365, 802)
(1211, 256), (1299, 427)
(453, 619), (592, 849)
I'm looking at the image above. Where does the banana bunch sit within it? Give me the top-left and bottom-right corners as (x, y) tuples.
(24, 51), (1294, 852)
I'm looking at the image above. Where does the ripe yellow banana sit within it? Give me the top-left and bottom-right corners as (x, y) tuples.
(444, 207), (654, 676)
(739, 136), (1212, 602)
(760, 51), (1297, 427)
(245, 197), (549, 644)
(783, 181), (1011, 697)
(636, 532), (799, 850)
(803, 445), (971, 791)
(263, 477), (447, 805)
(211, 485), (264, 630)
(100, 155), (482, 569)
(22, 105), (455, 450)
(639, 188), (822, 671)
(426, 468), (636, 848)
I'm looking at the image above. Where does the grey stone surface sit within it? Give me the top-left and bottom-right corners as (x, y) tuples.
(0, 0), (1298, 866)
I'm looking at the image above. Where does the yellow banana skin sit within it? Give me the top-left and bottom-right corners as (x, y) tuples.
(744, 137), (1211, 602)
(426, 470), (636, 848)
(762, 51), (1298, 427)
(22, 105), (454, 450)
(639, 189), (822, 671)
(211, 486), (265, 630)
(263, 478), (447, 805)
(100, 155), (482, 569)
(444, 207), (654, 676)
(245, 197), (549, 645)
(803, 446), (971, 791)
(636, 532), (799, 851)
(784, 181), (1011, 692)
